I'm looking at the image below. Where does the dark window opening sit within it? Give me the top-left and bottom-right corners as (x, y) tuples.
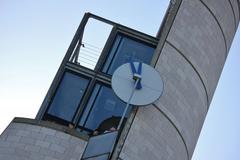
(43, 72), (89, 124)
(40, 14), (158, 137)
(102, 34), (155, 75)
(78, 84), (132, 134)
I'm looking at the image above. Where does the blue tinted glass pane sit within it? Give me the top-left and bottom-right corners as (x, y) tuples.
(48, 72), (89, 121)
(80, 85), (131, 131)
(103, 35), (155, 74)
(78, 84), (101, 126)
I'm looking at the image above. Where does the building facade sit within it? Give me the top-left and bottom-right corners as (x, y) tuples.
(0, 0), (239, 160)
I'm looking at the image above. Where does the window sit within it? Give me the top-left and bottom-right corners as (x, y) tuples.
(44, 72), (89, 123)
(78, 84), (131, 132)
(40, 14), (158, 136)
(42, 33), (156, 134)
(102, 34), (155, 75)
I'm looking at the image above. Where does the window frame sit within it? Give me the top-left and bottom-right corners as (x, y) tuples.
(99, 32), (156, 75)
(94, 26), (159, 73)
(77, 82), (132, 133)
(42, 69), (91, 125)
(37, 13), (160, 136)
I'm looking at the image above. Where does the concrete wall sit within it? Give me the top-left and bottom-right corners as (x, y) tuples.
(0, 120), (87, 160)
(119, 0), (239, 160)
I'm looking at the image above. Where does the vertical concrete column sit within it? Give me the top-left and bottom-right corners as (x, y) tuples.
(119, 0), (239, 160)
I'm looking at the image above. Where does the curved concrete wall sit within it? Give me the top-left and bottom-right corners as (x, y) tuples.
(119, 0), (239, 160)
(120, 106), (188, 160)
(201, 0), (237, 50)
(168, 0), (227, 101)
(0, 120), (87, 160)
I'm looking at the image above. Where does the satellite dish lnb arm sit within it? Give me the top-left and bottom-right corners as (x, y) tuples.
(117, 78), (140, 130)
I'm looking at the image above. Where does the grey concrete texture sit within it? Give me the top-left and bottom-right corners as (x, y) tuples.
(154, 43), (208, 157)
(201, 0), (237, 49)
(229, 0), (240, 29)
(120, 0), (239, 160)
(168, 0), (227, 101)
(0, 122), (86, 160)
(119, 106), (188, 160)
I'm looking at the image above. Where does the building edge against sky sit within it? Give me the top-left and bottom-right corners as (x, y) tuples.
(118, 0), (239, 159)
(0, 0), (239, 160)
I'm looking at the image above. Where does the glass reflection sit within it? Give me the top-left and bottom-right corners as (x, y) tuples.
(47, 72), (89, 122)
(79, 84), (131, 132)
(102, 34), (155, 74)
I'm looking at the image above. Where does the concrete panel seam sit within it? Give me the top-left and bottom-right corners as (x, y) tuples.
(238, 0), (240, 22)
(228, 0), (238, 29)
(111, 107), (139, 160)
(152, 103), (190, 160)
(153, 0), (183, 66)
(117, 108), (138, 155)
(11, 117), (89, 141)
(198, 0), (228, 54)
(166, 40), (209, 108)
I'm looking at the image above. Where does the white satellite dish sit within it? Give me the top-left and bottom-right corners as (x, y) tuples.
(112, 62), (164, 106)
(112, 62), (164, 130)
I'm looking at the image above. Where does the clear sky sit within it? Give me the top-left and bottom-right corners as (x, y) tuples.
(0, 1), (239, 159)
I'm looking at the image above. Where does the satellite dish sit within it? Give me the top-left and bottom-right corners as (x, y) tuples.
(112, 62), (164, 106)
(112, 62), (164, 130)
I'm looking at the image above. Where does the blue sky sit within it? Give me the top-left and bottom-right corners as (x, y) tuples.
(0, 1), (239, 159)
